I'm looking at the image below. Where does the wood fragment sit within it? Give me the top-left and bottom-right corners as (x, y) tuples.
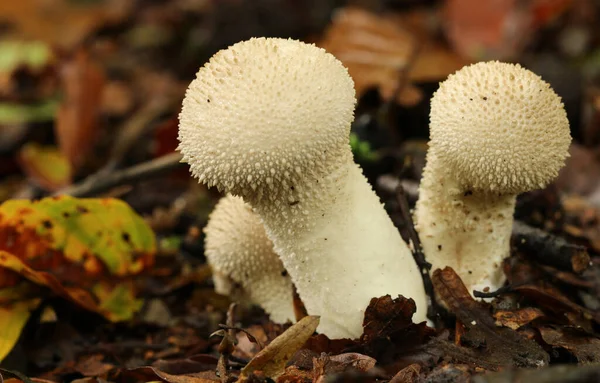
(512, 220), (590, 273)
(395, 184), (440, 321)
(55, 152), (184, 197)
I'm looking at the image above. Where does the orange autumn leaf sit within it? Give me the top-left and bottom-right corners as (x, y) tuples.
(318, 7), (466, 106)
(319, 7), (422, 106)
(55, 49), (105, 170)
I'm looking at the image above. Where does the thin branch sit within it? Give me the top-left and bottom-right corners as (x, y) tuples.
(394, 184), (440, 322)
(55, 152), (185, 197)
(512, 220), (591, 273)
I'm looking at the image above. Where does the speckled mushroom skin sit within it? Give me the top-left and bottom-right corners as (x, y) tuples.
(178, 38), (428, 339)
(204, 195), (295, 324)
(415, 61), (571, 294)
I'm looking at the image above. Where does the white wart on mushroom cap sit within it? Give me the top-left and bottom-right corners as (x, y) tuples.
(204, 195), (295, 324)
(179, 37), (356, 200)
(179, 38), (428, 339)
(415, 61), (571, 293)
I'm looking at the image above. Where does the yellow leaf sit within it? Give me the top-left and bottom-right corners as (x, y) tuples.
(0, 298), (41, 362)
(18, 143), (73, 191)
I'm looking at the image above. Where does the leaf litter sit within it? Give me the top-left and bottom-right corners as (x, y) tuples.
(0, 1), (599, 382)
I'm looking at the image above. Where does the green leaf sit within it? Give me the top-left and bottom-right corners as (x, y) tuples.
(0, 100), (59, 125)
(18, 143), (73, 191)
(0, 40), (52, 72)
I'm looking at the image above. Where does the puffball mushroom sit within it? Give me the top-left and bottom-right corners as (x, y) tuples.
(204, 195), (295, 324)
(178, 37), (428, 339)
(414, 61), (571, 293)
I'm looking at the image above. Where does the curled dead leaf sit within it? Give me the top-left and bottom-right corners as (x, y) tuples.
(55, 49), (105, 170)
(494, 308), (545, 330)
(238, 315), (319, 380)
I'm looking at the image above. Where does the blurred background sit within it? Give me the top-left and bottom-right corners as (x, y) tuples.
(1, 0), (599, 208)
(2, 0), (600, 377)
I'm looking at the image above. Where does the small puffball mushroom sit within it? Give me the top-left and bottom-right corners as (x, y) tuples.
(179, 37), (428, 338)
(204, 195), (295, 324)
(414, 61), (571, 293)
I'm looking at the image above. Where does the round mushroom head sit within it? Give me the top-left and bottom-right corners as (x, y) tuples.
(204, 195), (295, 324)
(429, 61), (571, 194)
(178, 38), (356, 199)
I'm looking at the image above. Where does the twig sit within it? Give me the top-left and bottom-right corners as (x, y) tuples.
(512, 220), (591, 273)
(216, 303), (238, 383)
(103, 100), (171, 173)
(473, 284), (517, 299)
(55, 152), (185, 197)
(395, 184), (440, 322)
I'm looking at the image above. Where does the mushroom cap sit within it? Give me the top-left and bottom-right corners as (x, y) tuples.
(429, 61), (571, 194)
(178, 37), (356, 197)
(204, 195), (294, 323)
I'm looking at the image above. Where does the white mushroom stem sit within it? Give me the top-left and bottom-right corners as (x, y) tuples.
(415, 151), (515, 293)
(204, 195), (295, 324)
(178, 38), (428, 339)
(414, 61), (571, 294)
(251, 151), (427, 339)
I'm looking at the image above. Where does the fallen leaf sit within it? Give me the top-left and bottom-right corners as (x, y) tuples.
(124, 366), (219, 383)
(18, 143), (73, 191)
(318, 7), (422, 106)
(73, 354), (114, 377)
(0, 39), (57, 102)
(0, 196), (156, 359)
(0, 0), (131, 49)
(0, 100), (59, 124)
(494, 308), (545, 330)
(312, 352), (376, 381)
(359, 295), (435, 364)
(389, 363), (421, 383)
(432, 267), (549, 369)
(0, 195), (155, 283)
(239, 315), (319, 380)
(443, 0), (573, 60)
(55, 49), (105, 170)
(0, 298), (41, 362)
(538, 326), (600, 364)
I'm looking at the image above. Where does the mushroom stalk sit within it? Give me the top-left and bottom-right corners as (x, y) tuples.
(415, 150), (516, 293)
(414, 61), (571, 294)
(204, 195), (295, 324)
(250, 150), (427, 338)
(178, 38), (428, 339)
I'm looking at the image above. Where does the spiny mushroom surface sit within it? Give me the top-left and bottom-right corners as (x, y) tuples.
(204, 195), (295, 324)
(179, 37), (427, 338)
(414, 61), (571, 293)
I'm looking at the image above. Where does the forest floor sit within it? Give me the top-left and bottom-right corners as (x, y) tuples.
(0, 0), (600, 382)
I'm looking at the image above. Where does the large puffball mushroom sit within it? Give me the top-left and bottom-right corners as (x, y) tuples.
(179, 37), (428, 339)
(204, 195), (295, 324)
(414, 61), (571, 293)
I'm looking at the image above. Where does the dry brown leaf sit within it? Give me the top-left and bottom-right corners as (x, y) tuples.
(238, 315), (319, 380)
(55, 49), (105, 170)
(443, 0), (573, 60)
(125, 366), (219, 383)
(0, 0), (131, 49)
(539, 326), (600, 364)
(432, 268), (549, 369)
(318, 7), (421, 106)
(494, 308), (545, 330)
(318, 7), (466, 106)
